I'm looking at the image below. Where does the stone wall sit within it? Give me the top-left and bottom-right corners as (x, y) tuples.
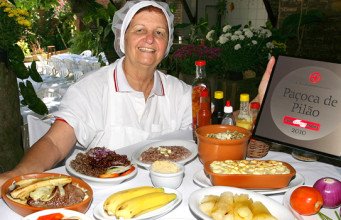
(272, 0), (341, 63)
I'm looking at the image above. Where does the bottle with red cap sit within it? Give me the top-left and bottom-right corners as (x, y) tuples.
(221, 100), (236, 125)
(192, 60), (210, 137)
(197, 88), (211, 128)
(250, 101), (261, 129)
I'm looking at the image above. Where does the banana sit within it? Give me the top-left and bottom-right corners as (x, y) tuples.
(10, 177), (72, 200)
(103, 186), (164, 216)
(115, 191), (177, 218)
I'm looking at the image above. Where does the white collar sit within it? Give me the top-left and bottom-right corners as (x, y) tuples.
(113, 57), (164, 96)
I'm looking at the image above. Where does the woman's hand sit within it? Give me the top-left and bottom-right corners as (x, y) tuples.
(254, 56), (276, 105)
(0, 170), (22, 195)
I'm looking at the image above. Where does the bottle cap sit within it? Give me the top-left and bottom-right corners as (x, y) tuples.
(195, 60), (206, 66)
(214, 91), (223, 99)
(250, 102), (260, 109)
(240, 93), (250, 102)
(200, 88), (209, 97)
(224, 100), (233, 113)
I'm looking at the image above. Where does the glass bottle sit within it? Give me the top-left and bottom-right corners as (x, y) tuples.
(192, 60), (210, 137)
(236, 93), (253, 130)
(221, 100), (235, 125)
(250, 101), (260, 129)
(197, 88), (211, 128)
(211, 91), (224, 124)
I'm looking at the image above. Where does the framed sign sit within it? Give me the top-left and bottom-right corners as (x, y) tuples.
(253, 56), (341, 158)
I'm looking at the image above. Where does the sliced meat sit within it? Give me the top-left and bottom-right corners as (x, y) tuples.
(27, 183), (86, 208)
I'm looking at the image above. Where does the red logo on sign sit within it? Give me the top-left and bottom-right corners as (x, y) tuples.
(309, 72), (321, 84)
(283, 116), (320, 131)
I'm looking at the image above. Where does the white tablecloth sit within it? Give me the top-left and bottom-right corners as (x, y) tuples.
(1, 130), (340, 219)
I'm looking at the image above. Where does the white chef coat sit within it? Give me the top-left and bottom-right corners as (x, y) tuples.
(54, 57), (192, 150)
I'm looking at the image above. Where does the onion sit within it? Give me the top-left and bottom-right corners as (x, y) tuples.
(313, 177), (341, 208)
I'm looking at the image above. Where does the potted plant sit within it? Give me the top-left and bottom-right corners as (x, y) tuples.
(206, 23), (275, 79)
(204, 22), (286, 108)
(172, 44), (222, 81)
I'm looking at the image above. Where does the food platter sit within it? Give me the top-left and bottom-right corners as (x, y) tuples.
(93, 188), (182, 220)
(283, 185), (339, 220)
(189, 186), (295, 220)
(193, 169), (305, 195)
(1, 173), (93, 217)
(131, 139), (198, 169)
(65, 154), (138, 188)
(23, 208), (92, 220)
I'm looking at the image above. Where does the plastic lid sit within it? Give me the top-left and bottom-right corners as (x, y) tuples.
(214, 91), (223, 99)
(250, 102), (260, 109)
(200, 88), (209, 97)
(224, 100), (233, 113)
(240, 93), (250, 102)
(195, 60), (206, 66)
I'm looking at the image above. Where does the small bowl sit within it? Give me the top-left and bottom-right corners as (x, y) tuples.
(149, 162), (185, 189)
(1, 173), (93, 216)
(204, 160), (296, 189)
(196, 124), (251, 164)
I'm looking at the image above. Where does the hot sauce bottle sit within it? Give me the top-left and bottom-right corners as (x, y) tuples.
(192, 60), (210, 139)
(197, 88), (211, 128)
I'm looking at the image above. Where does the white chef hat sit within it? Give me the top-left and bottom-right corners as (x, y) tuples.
(112, 0), (174, 58)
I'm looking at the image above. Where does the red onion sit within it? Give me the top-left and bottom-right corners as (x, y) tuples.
(313, 177), (341, 208)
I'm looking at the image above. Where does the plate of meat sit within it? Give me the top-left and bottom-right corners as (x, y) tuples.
(65, 147), (137, 188)
(131, 139), (198, 169)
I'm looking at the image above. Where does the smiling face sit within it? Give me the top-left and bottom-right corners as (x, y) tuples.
(124, 7), (169, 70)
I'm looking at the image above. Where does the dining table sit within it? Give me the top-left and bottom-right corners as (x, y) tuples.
(1, 130), (340, 220)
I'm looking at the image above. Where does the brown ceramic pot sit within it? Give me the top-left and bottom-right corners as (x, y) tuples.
(196, 124), (251, 164)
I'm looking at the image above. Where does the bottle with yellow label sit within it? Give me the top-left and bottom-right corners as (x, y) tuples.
(236, 93), (253, 130)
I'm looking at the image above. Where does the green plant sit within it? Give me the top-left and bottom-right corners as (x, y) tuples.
(0, 0), (47, 115)
(69, 1), (118, 63)
(15, 0), (75, 52)
(17, 39), (31, 56)
(273, 9), (324, 57)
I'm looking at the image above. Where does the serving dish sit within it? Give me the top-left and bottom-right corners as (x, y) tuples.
(193, 169), (305, 194)
(23, 208), (92, 220)
(65, 155), (138, 188)
(131, 139), (198, 169)
(1, 173), (93, 217)
(283, 185), (339, 220)
(203, 160), (296, 189)
(93, 187), (182, 220)
(189, 186), (295, 220)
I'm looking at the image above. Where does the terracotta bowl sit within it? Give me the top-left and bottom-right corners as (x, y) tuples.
(1, 173), (93, 216)
(204, 160), (296, 189)
(196, 124), (251, 164)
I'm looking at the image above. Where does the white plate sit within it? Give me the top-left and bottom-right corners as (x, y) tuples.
(189, 186), (295, 220)
(22, 208), (92, 220)
(193, 170), (305, 195)
(65, 154), (137, 188)
(283, 185), (339, 220)
(93, 187), (182, 220)
(131, 139), (198, 169)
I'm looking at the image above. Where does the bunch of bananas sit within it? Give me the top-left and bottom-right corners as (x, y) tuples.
(103, 186), (176, 218)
